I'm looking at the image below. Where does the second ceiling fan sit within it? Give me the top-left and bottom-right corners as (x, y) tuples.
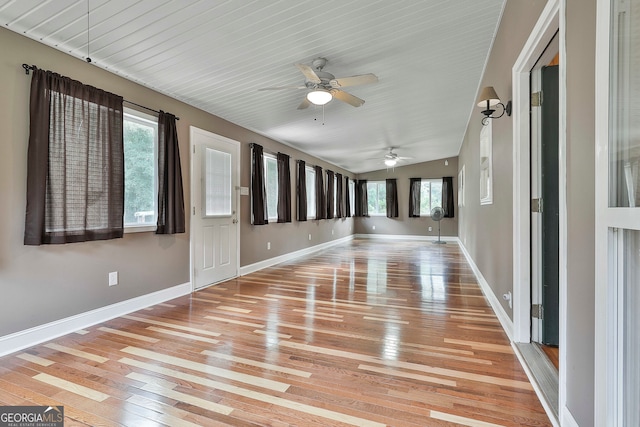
(260, 57), (378, 109)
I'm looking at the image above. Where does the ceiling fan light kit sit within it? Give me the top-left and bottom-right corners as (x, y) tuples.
(477, 86), (512, 125)
(306, 89), (332, 105)
(384, 158), (398, 167)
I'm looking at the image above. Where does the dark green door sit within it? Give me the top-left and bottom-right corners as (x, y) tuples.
(541, 65), (559, 346)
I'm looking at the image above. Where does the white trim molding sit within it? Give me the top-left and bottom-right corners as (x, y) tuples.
(354, 233), (458, 242)
(457, 241), (514, 341)
(512, 0), (561, 344)
(239, 235), (354, 276)
(0, 282), (191, 358)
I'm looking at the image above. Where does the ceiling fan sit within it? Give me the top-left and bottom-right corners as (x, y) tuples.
(383, 148), (412, 167)
(259, 57), (378, 109)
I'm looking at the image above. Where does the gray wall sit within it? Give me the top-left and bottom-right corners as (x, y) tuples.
(458, 0), (547, 318)
(565, 0), (596, 424)
(354, 158), (458, 237)
(458, 0), (597, 425)
(0, 27), (352, 337)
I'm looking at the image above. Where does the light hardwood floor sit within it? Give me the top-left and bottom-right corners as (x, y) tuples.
(0, 240), (551, 426)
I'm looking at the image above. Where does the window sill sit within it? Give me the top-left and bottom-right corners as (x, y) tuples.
(124, 225), (157, 234)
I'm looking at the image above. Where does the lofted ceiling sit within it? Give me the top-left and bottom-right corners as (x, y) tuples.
(0, 0), (505, 173)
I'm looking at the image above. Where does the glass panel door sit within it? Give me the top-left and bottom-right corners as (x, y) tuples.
(597, 0), (640, 423)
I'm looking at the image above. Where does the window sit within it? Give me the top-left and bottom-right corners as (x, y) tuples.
(349, 179), (355, 215)
(264, 154), (278, 220)
(420, 179), (443, 215)
(123, 109), (158, 231)
(204, 147), (232, 216)
(334, 175), (338, 217)
(305, 166), (316, 219)
(367, 181), (386, 215)
(480, 120), (493, 204)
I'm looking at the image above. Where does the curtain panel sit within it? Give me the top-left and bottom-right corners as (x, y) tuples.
(296, 160), (307, 221)
(386, 178), (399, 218)
(355, 179), (368, 217)
(336, 173), (344, 218)
(24, 68), (124, 245)
(156, 111), (185, 234)
(326, 170), (335, 219)
(276, 152), (292, 223)
(250, 144), (268, 225)
(345, 176), (351, 217)
(408, 177), (422, 218)
(442, 176), (455, 218)
(314, 165), (326, 219)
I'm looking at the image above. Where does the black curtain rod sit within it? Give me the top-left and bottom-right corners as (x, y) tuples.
(124, 100), (180, 120)
(22, 63), (180, 120)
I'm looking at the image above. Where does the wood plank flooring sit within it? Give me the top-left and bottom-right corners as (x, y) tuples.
(0, 240), (551, 426)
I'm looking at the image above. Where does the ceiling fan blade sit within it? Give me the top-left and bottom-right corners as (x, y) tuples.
(297, 97), (311, 110)
(295, 63), (321, 84)
(330, 73), (378, 88)
(330, 89), (365, 107)
(258, 85), (306, 91)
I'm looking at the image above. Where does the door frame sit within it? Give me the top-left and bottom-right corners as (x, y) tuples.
(189, 126), (241, 292)
(511, 0), (567, 419)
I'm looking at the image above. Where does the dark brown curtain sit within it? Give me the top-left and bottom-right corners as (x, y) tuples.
(251, 144), (268, 225)
(336, 173), (343, 218)
(408, 177), (422, 218)
(355, 179), (368, 217)
(156, 111), (185, 234)
(442, 176), (455, 218)
(326, 170), (335, 219)
(296, 160), (307, 221)
(314, 165), (326, 219)
(24, 68), (124, 245)
(386, 178), (399, 218)
(276, 152), (291, 223)
(345, 177), (351, 217)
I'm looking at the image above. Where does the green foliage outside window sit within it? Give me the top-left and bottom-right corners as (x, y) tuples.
(123, 117), (156, 226)
(367, 182), (386, 215)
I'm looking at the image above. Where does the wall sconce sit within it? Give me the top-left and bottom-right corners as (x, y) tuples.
(477, 86), (512, 126)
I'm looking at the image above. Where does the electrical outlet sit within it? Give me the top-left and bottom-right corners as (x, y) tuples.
(428, 226), (433, 232)
(308, 234), (312, 241)
(267, 241), (271, 250)
(108, 271), (118, 286)
(331, 229), (334, 235)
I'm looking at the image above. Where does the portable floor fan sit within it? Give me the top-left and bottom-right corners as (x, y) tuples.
(431, 206), (446, 244)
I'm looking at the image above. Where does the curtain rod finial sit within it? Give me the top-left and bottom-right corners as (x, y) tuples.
(22, 64), (35, 75)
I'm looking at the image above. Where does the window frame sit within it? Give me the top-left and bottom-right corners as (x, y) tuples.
(123, 108), (159, 233)
(263, 153), (279, 221)
(349, 179), (355, 216)
(420, 179), (444, 216)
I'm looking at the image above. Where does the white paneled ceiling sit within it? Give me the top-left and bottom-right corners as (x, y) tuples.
(1, 0), (505, 173)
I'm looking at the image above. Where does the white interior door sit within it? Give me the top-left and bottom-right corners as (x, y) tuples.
(190, 127), (240, 290)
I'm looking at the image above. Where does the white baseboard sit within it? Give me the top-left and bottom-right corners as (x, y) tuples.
(561, 407), (580, 427)
(0, 282), (191, 358)
(354, 233), (458, 242)
(239, 235), (354, 276)
(457, 240), (514, 341)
